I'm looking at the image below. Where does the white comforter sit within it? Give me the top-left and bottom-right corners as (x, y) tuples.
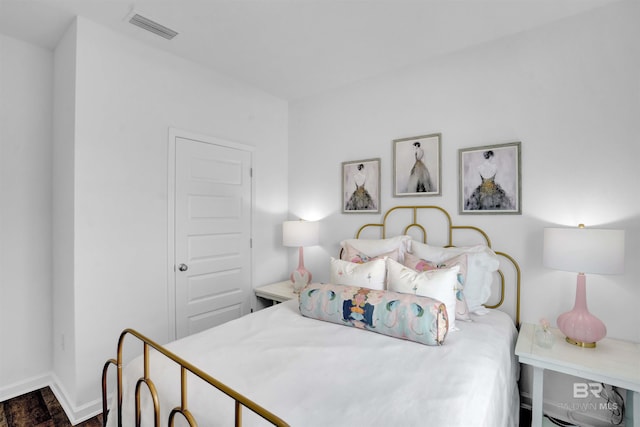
(109, 299), (519, 427)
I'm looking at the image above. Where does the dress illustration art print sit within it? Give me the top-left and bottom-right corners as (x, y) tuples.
(342, 159), (380, 213)
(465, 150), (513, 210)
(406, 142), (433, 193)
(393, 134), (441, 197)
(460, 142), (521, 214)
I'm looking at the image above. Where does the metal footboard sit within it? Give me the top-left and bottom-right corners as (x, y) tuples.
(102, 328), (289, 427)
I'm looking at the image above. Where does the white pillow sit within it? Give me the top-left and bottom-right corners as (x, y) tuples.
(342, 243), (400, 263)
(330, 257), (387, 290)
(410, 241), (499, 313)
(340, 235), (411, 262)
(386, 258), (459, 331)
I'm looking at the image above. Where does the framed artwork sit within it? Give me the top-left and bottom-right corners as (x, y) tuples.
(393, 133), (441, 197)
(459, 141), (521, 214)
(342, 158), (381, 213)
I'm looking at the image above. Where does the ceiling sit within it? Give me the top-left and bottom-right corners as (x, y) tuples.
(0, 0), (619, 100)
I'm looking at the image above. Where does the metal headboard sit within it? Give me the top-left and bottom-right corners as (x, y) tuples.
(354, 205), (520, 326)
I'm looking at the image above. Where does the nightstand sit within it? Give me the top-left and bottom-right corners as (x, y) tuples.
(254, 280), (297, 305)
(515, 322), (640, 427)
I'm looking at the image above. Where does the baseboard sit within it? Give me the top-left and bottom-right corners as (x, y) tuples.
(49, 373), (104, 425)
(520, 391), (532, 410)
(0, 373), (51, 402)
(0, 372), (103, 425)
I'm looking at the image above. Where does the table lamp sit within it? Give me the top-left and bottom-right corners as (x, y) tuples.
(543, 225), (625, 348)
(283, 220), (319, 292)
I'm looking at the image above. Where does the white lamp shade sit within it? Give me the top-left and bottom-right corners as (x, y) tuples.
(283, 220), (319, 247)
(543, 227), (625, 275)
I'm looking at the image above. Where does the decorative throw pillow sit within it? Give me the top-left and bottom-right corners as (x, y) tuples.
(386, 258), (459, 331)
(343, 242), (400, 263)
(410, 242), (500, 313)
(330, 257), (387, 290)
(299, 283), (448, 346)
(340, 235), (411, 262)
(403, 252), (471, 321)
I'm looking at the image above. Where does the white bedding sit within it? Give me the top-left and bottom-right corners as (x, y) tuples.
(109, 299), (519, 427)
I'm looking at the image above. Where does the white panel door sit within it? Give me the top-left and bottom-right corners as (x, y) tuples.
(174, 136), (252, 339)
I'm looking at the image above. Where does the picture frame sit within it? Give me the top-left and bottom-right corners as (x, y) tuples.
(342, 158), (381, 213)
(393, 133), (441, 197)
(459, 142), (521, 215)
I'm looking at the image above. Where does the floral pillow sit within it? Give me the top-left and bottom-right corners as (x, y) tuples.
(299, 283), (448, 346)
(386, 258), (459, 331)
(403, 252), (471, 321)
(340, 235), (411, 262)
(410, 242), (500, 313)
(342, 242), (400, 263)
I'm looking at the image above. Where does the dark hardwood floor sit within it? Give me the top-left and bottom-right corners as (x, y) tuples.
(0, 387), (102, 427)
(2, 386), (533, 427)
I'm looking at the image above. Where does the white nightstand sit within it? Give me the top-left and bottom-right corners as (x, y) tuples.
(515, 322), (640, 427)
(254, 280), (297, 305)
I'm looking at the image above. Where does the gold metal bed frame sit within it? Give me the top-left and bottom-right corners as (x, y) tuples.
(102, 328), (289, 427)
(102, 205), (520, 426)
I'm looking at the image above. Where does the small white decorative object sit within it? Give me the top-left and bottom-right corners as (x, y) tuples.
(292, 270), (310, 293)
(535, 318), (554, 348)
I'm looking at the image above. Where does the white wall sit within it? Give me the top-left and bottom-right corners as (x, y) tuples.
(289, 1), (639, 423)
(49, 17), (289, 420)
(52, 19), (78, 409)
(290, 0), (640, 341)
(0, 35), (53, 398)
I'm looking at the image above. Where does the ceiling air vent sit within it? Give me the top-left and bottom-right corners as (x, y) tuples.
(127, 11), (178, 40)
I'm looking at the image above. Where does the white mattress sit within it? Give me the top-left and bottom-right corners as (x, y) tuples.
(108, 299), (520, 427)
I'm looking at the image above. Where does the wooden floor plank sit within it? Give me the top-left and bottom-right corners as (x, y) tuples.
(0, 388), (102, 427)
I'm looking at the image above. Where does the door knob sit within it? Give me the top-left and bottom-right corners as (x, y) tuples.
(178, 263), (188, 272)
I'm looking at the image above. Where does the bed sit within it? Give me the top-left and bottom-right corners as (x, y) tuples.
(102, 205), (521, 427)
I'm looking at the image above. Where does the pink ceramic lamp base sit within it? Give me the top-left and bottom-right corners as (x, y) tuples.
(557, 273), (606, 348)
(290, 246), (312, 293)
